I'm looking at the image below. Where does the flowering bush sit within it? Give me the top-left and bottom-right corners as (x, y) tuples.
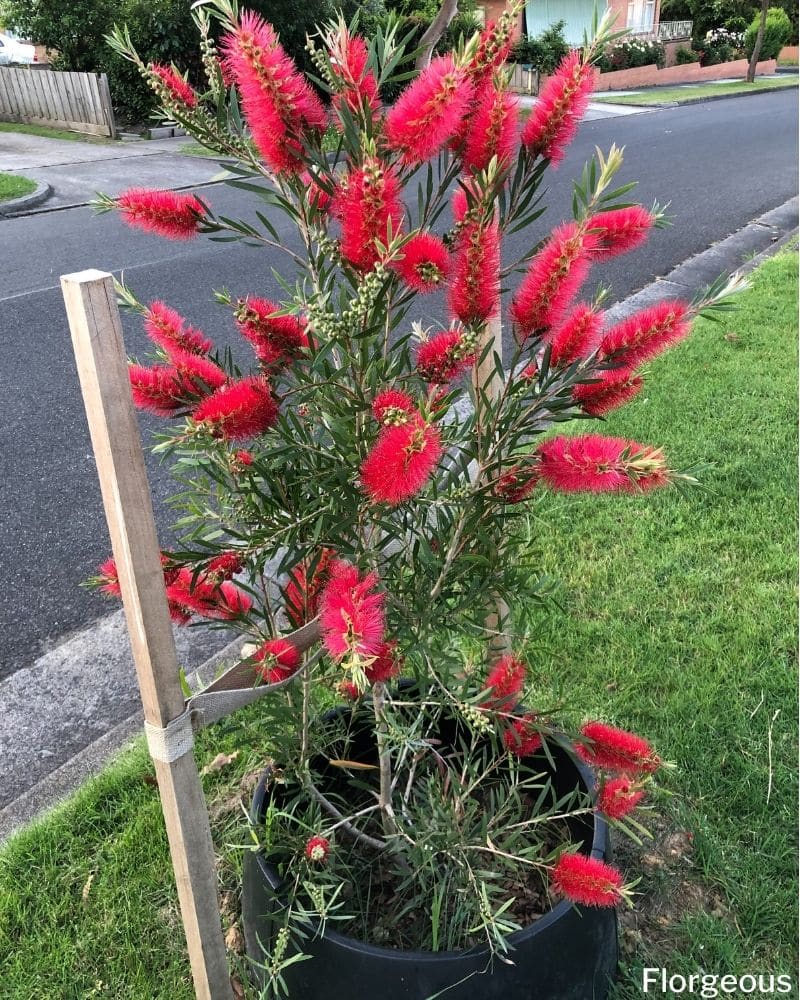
(95, 0), (743, 991)
(596, 36), (666, 72)
(696, 26), (745, 65)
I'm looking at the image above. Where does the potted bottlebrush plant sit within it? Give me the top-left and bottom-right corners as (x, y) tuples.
(90, 1), (744, 996)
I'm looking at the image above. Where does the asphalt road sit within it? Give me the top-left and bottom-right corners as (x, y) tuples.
(0, 89), (797, 682)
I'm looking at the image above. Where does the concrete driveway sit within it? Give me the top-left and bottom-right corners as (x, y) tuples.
(0, 130), (226, 209)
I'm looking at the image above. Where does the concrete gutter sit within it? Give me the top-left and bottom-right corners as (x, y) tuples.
(0, 179), (51, 216)
(0, 195), (796, 844)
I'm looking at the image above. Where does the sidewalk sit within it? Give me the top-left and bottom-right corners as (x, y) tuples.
(0, 131), (224, 210)
(516, 92), (655, 120)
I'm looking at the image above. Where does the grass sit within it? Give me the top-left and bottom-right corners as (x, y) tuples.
(0, 171), (36, 203)
(0, 249), (796, 998)
(595, 74), (798, 105)
(0, 121), (115, 143)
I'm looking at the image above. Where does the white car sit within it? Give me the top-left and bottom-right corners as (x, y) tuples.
(0, 33), (37, 66)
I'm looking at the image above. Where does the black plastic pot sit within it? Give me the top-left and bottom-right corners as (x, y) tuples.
(242, 709), (618, 1000)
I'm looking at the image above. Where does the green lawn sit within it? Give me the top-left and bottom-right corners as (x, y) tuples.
(0, 250), (796, 998)
(0, 171), (36, 203)
(595, 75), (799, 105)
(0, 121), (114, 143)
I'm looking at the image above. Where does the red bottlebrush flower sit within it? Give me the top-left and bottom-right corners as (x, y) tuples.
(254, 637), (300, 683)
(329, 26), (380, 121)
(96, 557), (122, 597)
(167, 347), (227, 393)
(304, 835), (330, 864)
(336, 679), (361, 701)
(365, 641), (402, 684)
(205, 551), (244, 582)
(485, 654), (526, 702)
(520, 50), (595, 165)
(234, 449), (254, 467)
(386, 54), (473, 165)
(319, 562), (385, 661)
(536, 434), (670, 494)
(597, 777), (646, 820)
(549, 304), (603, 367)
(504, 715), (543, 757)
(372, 388), (415, 426)
(598, 300), (692, 369)
(144, 301), (213, 355)
(332, 158), (403, 272)
(577, 721), (660, 775)
(283, 548), (337, 628)
(360, 415), (443, 506)
(573, 368), (644, 417)
(448, 215), (501, 325)
(192, 376), (277, 441)
(116, 188), (205, 240)
(416, 329), (475, 384)
(128, 364), (188, 416)
(166, 568), (252, 621)
(467, 19), (515, 83)
(150, 63), (198, 108)
(462, 76), (518, 173)
(510, 223), (598, 340)
(393, 232), (450, 293)
(234, 297), (309, 366)
(494, 464), (539, 504)
(552, 852), (624, 908)
(587, 206), (654, 258)
(299, 170), (332, 214)
(520, 363), (538, 381)
(221, 11), (326, 174)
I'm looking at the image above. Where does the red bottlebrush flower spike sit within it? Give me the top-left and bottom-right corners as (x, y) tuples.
(416, 329), (475, 384)
(372, 388), (415, 426)
(221, 12), (326, 175)
(332, 158), (403, 272)
(283, 548), (337, 628)
(587, 206), (654, 258)
(520, 50), (594, 165)
(552, 852), (624, 908)
(386, 54), (473, 165)
(205, 551), (244, 582)
(96, 557), (122, 597)
(234, 449), (254, 467)
(467, 19), (515, 83)
(128, 364), (188, 416)
(299, 170), (332, 214)
(150, 63), (198, 108)
(192, 376), (277, 441)
(166, 568), (252, 621)
(511, 223), (598, 340)
(485, 654), (526, 702)
(573, 368), (644, 417)
(319, 561), (386, 661)
(393, 232), (450, 293)
(234, 297), (309, 366)
(494, 464), (539, 504)
(329, 26), (380, 122)
(520, 363), (538, 381)
(365, 641), (402, 684)
(254, 637), (300, 683)
(167, 347), (227, 393)
(305, 835), (330, 864)
(462, 76), (518, 173)
(549, 304), (603, 367)
(448, 214), (501, 326)
(578, 721), (660, 775)
(537, 434), (670, 494)
(599, 300), (692, 369)
(336, 679), (361, 702)
(504, 715), (543, 757)
(598, 777), (646, 820)
(360, 414), (443, 506)
(144, 301), (212, 355)
(116, 188), (205, 240)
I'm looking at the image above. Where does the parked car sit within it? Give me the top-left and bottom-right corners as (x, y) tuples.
(0, 33), (37, 65)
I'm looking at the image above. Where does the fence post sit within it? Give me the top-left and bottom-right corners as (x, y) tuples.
(60, 269), (233, 1000)
(97, 73), (117, 138)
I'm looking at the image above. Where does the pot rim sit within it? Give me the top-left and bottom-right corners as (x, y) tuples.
(249, 731), (610, 963)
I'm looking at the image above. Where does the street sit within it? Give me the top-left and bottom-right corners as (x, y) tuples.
(0, 90), (796, 816)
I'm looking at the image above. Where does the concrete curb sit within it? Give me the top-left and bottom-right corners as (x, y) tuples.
(0, 195), (797, 844)
(597, 80), (798, 110)
(0, 179), (51, 217)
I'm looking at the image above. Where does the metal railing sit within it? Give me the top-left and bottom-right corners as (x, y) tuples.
(657, 20), (693, 40)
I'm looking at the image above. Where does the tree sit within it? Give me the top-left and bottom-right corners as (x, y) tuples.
(415, 0), (459, 68)
(746, 0), (769, 81)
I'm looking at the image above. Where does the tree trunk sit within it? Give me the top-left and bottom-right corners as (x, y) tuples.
(415, 0), (459, 71)
(746, 0), (769, 83)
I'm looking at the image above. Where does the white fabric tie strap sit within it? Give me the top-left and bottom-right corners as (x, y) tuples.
(144, 705), (196, 763)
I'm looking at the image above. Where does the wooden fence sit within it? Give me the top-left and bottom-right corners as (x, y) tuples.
(0, 66), (116, 137)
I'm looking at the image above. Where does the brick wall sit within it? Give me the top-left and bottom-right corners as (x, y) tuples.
(595, 57), (778, 89)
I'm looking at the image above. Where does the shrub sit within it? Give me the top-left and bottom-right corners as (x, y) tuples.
(675, 45), (700, 63)
(597, 37), (666, 72)
(511, 20), (570, 75)
(745, 7), (792, 59)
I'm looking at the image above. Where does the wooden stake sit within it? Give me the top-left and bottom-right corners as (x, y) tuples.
(61, 270), (233, 1000)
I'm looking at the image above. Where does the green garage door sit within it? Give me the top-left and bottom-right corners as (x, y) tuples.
(525, 0), (603, 46)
